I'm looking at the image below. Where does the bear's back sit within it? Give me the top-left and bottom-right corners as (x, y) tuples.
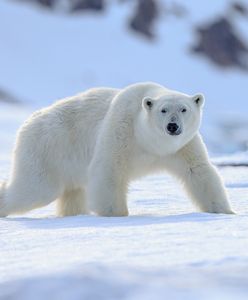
(54, 87), (120, 120)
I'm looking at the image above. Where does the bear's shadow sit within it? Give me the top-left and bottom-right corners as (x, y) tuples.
(3, 212), (235, 230)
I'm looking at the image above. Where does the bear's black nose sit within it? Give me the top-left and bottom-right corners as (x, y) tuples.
(167, 123), (179, 133)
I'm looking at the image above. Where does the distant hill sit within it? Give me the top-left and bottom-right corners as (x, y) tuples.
(1, 0), (248, 153)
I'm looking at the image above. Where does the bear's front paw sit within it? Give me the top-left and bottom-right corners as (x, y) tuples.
(202, 205), (235, 215)
(214, 208), (236, 214)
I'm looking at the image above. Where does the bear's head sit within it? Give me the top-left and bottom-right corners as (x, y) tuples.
(135, 90), (204, 155)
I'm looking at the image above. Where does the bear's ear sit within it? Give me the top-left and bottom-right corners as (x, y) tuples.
(142, 97), (154, 111)
(192, 93), (204, 108)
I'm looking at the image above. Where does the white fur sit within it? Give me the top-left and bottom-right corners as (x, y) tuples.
(0, 82), (233, 217)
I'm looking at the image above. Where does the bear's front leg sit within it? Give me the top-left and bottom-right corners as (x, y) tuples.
(87, 165), (128, 216)
(167, 134), (234, 214)
(182, 163), (234, 214)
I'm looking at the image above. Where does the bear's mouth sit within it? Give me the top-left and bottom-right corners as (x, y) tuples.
(167, 130), (182, 136)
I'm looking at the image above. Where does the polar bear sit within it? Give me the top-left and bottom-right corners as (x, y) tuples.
(0, 82), (233, 217)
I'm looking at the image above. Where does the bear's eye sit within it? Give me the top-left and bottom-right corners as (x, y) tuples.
(146, 100), (152, 107)
(161, 109), (167, 113)
(181, 108), (187, 113)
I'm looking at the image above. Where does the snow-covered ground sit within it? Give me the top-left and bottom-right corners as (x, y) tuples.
(1, 102), (248, 299)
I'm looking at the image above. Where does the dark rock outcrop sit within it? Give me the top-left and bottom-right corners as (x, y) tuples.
(192, 17), (248, 70)
(129, 0), (159, 39)
(70, 0), (105, 13)
(0, 89), (19, 104)
(232, 1), (248, 16)
(35, 0), (54, 8)
(16, 0), (105, 12)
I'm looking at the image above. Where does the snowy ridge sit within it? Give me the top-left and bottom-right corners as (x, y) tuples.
(213, 152), (248, 166)
(1, 260), (248, 300)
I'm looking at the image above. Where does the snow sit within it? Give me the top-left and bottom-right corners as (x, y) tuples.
(1, 103), (248, 299)
(2, 262), (248, 300)
(213, 151), (248, 166)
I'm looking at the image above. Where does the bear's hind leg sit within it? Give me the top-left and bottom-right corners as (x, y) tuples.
(0, 178), (60, 217)
(56, 188), (87, 217)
